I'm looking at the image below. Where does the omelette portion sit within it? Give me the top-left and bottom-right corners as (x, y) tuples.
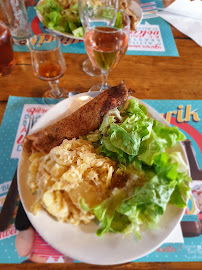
(28, 138), (116, 225)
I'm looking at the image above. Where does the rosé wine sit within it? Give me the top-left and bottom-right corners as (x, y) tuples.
(85, 27), (128, 72)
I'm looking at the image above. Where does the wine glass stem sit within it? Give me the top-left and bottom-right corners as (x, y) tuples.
(48, 80), (61, 98)
(101, 72), (109, 91)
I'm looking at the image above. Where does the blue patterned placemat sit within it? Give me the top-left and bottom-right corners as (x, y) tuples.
(13, 0), (178, 56)
(0, 96), (201, 264)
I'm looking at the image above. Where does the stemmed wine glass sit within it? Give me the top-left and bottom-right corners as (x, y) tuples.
(78, 0), (119, 77)
(84, 7), (130, 91)
(29, 34), (69, 104)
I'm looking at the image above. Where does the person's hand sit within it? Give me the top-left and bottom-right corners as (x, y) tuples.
(24, 0), (36, 8)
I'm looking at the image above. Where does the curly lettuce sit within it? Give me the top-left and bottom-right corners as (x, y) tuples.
(82, 99), (191, 239)
(36, 0), (83, 37)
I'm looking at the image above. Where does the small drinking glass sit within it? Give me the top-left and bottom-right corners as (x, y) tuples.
(84, 7), (130, 91)
(29, 34), (69, 104)
(0, 0), (32, 46)
(78, 0), (119, 77)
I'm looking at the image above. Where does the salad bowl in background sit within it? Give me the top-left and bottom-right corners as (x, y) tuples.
(36, 0), (84, 40)
(18, 92), (190, 265)
(36, 0), (143, 40)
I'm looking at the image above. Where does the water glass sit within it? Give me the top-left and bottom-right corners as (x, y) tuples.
(0, 0), (32, 45)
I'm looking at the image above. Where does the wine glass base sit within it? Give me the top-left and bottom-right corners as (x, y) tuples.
(88, 84), (111, 92)
(83, 59), (101, 77)
(42, 88), (69, 105)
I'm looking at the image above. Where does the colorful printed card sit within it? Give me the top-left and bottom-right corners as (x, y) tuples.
(0, 96), (201, 264)
(13, 0), (178, 56)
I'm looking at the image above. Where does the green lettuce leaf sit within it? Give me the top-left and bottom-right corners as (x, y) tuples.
(109, 124), (141, 155)
(114, 11), (123, 29)
(100, 99), (186, 167)
(92, 189), (128, 236)
(82, 151), (190, 239)
(36, 0), (83, 36)
(82, 99), (190, 239)
(36, 0), (63, 15)
(99, 108), (122, 134)
(72, 26), (84, 37)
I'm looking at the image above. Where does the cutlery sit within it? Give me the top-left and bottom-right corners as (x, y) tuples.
(15, 201), (31, 231)
(0, 170), (18, 231)
(0, 116), (36, 231)
(14, 115), (39, 231)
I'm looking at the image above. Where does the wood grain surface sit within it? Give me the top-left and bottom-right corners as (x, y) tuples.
(0, 0), (202, 269)
(0, 38), (201, 100)
(0, 261), (201, 270)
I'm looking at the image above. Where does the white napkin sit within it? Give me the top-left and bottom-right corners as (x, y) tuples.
(157, 0), (202, 47)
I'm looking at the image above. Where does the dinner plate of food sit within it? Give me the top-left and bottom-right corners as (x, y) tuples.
(36, 0), (143, 40)
(18, 83), (190, 265)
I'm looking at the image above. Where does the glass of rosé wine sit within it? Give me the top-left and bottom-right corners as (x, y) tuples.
(84, 7), (130, 91)
(29, 34), (68, 104)
(78, 0), (119, 77)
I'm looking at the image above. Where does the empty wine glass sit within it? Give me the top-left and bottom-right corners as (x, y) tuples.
(78, 0), (119, 77)
(29, 34), (69, 104)
(84, 7), (130, 91)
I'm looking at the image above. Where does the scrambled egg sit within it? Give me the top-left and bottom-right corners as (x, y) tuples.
(28, 138), (115, 225)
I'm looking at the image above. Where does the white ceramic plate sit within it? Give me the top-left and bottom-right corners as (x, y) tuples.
(18, 92), (189, 265)
(36, 0), (143, 41)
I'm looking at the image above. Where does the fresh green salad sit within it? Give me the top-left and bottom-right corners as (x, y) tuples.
(36, 0), (123, 38)
(36, 0), (84, 37)
(82, 99), (191, 239)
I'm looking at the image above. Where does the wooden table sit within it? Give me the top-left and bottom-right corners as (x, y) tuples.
(0, 0), (201, 269)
